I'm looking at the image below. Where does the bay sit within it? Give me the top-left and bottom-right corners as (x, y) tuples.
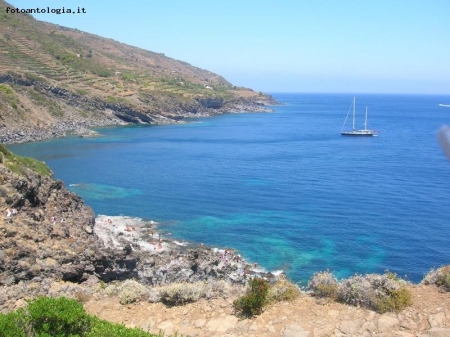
(9, 93), (450, 284)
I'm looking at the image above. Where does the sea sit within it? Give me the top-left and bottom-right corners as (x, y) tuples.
(8, 93), (450, 285)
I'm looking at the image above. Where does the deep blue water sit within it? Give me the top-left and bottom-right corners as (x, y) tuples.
(9, 93), (450, 284)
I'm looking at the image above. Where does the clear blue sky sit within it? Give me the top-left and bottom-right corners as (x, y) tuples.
(6, 0), (450, 94)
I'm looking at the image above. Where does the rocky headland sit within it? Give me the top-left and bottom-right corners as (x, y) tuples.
(0, 0), (279, 145)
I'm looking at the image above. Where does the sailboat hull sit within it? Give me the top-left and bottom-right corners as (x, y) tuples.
(340, 130), (376, 136)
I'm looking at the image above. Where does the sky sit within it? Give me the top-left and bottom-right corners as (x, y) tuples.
(6, 0), (450, 94)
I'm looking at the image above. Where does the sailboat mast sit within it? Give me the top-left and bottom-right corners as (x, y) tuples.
(352, 97), (356, 130)
(364, 107), (368, 131)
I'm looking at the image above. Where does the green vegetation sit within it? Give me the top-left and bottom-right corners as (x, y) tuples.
(27, 296), (92, 336)
(75, 88), (88, 96)
(0, 144), (52, 177)
(0, 84), (18, 110)
(233, 277), (269, 317)
(308, 271), (412, 313)
(25, 72), (49, 84)
(105, 95), (132, 105)
(0, 296), (165, 337)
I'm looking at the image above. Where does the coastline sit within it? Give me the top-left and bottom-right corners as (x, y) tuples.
(93, 215), (277, 286)
(0, 98), (277, 145)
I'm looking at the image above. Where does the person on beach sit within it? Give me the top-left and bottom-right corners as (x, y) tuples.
(11, 208), (17, 216)
(5, 209), (11, 218)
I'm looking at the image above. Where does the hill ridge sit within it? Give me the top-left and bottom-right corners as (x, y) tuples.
(0, 0), (276, 144)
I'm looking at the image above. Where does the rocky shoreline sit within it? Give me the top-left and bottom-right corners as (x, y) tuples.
(0, 72), (277, 144)
(0, 100), (274, 144)
(92, 215), (276, 286)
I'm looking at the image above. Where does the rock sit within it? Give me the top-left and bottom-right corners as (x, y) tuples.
(282, 323), (311, 337)
(194, 318), (206, 328)
(378, 315), (400, 332)
(313, 325), (334, 337)
(428, 312), (446, 327)
(339, 319), (363, 335)
(427, 327), (450, 337)
(157, 320), (174, 335)
(85, 226), (93, 234)
(393, 331), (414, 337)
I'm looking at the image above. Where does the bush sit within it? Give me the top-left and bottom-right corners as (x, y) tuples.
(27, 296), (92, 336)
(338, 274), (377, 307)
(233, 277), (269, 317)
(308, 271), (339, 299)
(0, 297), (162, 337)
(0, 310), (28, 337)
(422, 265), (450, 291)
(267, 275), (300, 303)
(338, 273), (412, 313)
(118, 280), (149, 305)
(159, 282), (203, 306)
(374, 287), (413, 313)
(88, 317), (159, 337)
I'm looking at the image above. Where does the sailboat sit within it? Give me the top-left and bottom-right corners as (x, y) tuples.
(340, 97), (378, 136)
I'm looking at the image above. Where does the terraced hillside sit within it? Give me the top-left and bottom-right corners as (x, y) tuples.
(0, 0), (275, 143)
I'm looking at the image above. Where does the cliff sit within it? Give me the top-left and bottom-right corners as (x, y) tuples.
(0, 0), (277, 144)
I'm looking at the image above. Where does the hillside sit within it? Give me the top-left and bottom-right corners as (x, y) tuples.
(0, 0), (276, 143)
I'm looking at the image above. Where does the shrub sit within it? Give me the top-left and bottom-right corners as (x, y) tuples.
(0, 310), (28, 337)
(159, 282), (203, 306)
(308, 271), (339, 299)
(233, 277), (269, 317)
(118, 280), (149, 305)
(27, 296), (92, 336)
(374, 287), (413, 313)
(0, 297), (162, 337)
(203, 280), (237, 299)
(338, 273), (412, 313)
(267, 275), (300, 303)
(87, 317), (159, 337)
(422, 265), (450, 291)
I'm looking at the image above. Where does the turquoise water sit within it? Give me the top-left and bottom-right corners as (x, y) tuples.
(9, 93), (450, 284)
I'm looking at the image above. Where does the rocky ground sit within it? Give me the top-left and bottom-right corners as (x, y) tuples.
(83, 284), (450, 337)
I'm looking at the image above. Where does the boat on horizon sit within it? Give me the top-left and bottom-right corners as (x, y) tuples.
(340, 97), (378, 136)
